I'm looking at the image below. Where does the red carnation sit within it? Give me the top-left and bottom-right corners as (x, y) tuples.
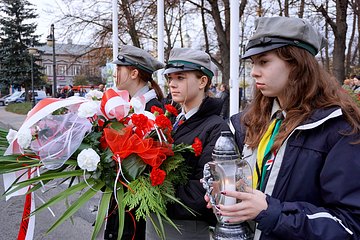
(192, 137), (202, 157)
(155, 114), (172, 130)
(165, 104), (179, 117)
(150, 168), (166, 186)
(131, 114), (149, 130)
(151, 106), (164, 115)
(98, 118), (105, 127)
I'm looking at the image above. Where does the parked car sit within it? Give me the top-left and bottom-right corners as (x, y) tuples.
(4, 91), (23, 105)
(14, 90), (47, 104)
(5, 90), (47, 105)
(0, 94), (11, 106)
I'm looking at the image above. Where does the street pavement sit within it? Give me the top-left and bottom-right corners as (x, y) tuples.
(0, 106), (100, 240)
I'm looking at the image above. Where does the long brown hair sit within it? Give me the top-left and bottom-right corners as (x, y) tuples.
(242, 46), (360, 150)
(127, 66), (164, 101)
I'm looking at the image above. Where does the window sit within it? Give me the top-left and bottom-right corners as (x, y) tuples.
(73, 65), (81, 76)
(44, 64), (52, 75)
(58, 65), (67, 76)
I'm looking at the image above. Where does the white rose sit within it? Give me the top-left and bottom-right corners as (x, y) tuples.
(78, 101), (99, 118)
(77, 148), (100, 171)
(17, 128), (32, 149)
(6, 129), (18, 143)
(85, 90), (103, 100)
(130, 97), (145, 114)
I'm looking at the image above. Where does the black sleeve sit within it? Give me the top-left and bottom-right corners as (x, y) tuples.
(230, 112), (246, 153)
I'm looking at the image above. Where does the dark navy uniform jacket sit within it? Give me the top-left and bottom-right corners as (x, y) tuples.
(231, 107), (360, 240)
(167, 96), (230, 226)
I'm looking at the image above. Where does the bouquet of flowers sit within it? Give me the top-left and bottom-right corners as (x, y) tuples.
(0, 88), (202, 240)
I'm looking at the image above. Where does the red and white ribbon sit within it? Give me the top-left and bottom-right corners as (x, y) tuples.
(100, 88), (130, 120)
(5, 97), (88, 156)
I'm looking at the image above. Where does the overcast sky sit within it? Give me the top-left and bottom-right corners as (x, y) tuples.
(28, 0), (64, 43)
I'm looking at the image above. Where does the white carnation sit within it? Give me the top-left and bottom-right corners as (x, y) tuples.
(6, 129), (18, 143)
(78, 101), (99, 118)
(85, 90), (103, 100)
(130, 97), (145, 114)
(17, 128), (32, 149)
(77, 148), (100, 171)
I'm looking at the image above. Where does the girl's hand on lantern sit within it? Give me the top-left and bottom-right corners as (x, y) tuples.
(204, 194), (212, 209)
(216, 188), (268, 223)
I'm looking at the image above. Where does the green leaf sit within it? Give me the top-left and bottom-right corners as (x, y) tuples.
(46, 181), (105, 234)
(117, 187), (125, 240)
(0, 162), (42, 174)
(31, 180), (94, 216)
(91, 187), (112, 240)
(3, 170), (83, 197)
(110, 122), (125, 131)
(64, 159), (78, 166)
(121, 154), (147, 181)
(163, 192), (196, 216)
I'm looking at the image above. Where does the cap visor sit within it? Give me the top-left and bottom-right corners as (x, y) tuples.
(163, 67), (195, 75)
(112, 59), (132, 65)
(241, 43), (288, 59)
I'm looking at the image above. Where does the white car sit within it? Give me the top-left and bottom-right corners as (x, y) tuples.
(5, 90), (47, 105)
(0, 94), (11, 106)
(4, 91), (23, 105)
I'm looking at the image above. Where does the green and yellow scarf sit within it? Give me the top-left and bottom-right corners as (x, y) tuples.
(253, 113), (283, 190)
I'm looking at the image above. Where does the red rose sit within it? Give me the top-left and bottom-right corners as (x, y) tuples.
(192, 137), (202, 157)
(165, 104), (179, 117)
(150, 167), (166, 186)
(151, 106), (164, 115)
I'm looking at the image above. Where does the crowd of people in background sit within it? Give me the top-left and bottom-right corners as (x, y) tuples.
(343, 75), (360, 94)
(209, 83), (244, 119)
(55, 83), (106, 98)
(53, 80), (238, 120)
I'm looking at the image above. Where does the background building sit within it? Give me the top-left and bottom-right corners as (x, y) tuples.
(37, 39), (102, 94)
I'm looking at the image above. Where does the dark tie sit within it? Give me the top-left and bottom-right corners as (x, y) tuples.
(173, 115), (186, 131)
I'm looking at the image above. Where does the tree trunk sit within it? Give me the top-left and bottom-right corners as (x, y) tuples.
(201, 0), (210, 54)
(121, 0), (141, 47)
(345, 4), (356, 76)
(333, 0), (348, 83)
(317, 0), (348, 84)
(284, 0), (289, 17)
(207, 0), (230, 85)
(298, 0), (305, 18)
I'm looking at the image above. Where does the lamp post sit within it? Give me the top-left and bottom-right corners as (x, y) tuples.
(241, 44), (247, 110)
(28, 45), (38, 108)
(47, 24), (57, 97)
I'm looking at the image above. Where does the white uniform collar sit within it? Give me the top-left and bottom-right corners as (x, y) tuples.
(177, 106), (200, 121)
(132, 85), (157, 104)
(270, 99), (286, 119)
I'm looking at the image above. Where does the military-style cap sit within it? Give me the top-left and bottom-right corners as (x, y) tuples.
(242, 17), (326, 59)
(113, 45), (164, 74)
(164, 48), (214, 79)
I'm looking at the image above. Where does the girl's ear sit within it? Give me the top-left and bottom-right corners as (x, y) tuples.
(130, 68), (139, 79)
(199, 75), (208, 90)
